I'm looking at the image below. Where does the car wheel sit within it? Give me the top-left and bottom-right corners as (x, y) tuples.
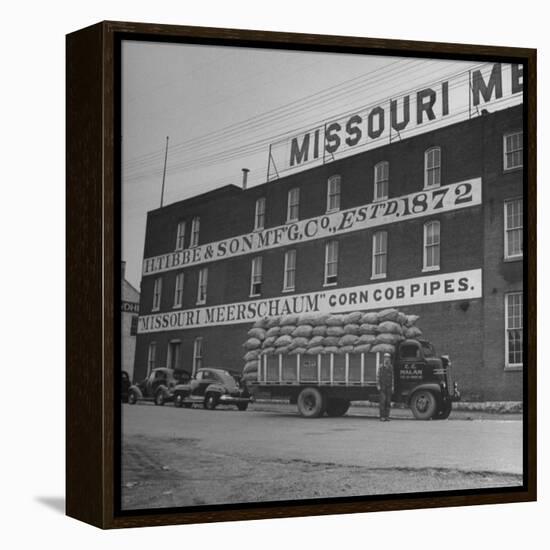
(204, 393), (218, 410)
(325, 399), (350, 417)
(154, 389), (166, 406)
(237, 403), (248, 411)
(410, 390), (437, 420)
(297, 387), (325, 418)
(128, 390), (138, 405)
(174, 394), (183, 408)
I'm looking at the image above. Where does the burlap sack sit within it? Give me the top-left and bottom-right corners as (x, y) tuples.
(280, 314), (299, 326)
(308, 335), (325, 347)
(375, 333), (402, 345)
(311, 325), (327, 336)
(357, 334), (376, 345)
(274, 334), (292, 347)
(377, 308), (399, 322)
(266, 316), (281, 328)
(404, 326), (423, 338)
(322, 346), (339, 354)
(252, 317), (269, 329)
(298, 313), (320, 326)
(361, 312), (379, 324)
(326, 314), (345, 326)
(262, 336), (277, 348)
(261, 347), (275, 355)
(265, 326), (281, 337)
(243, 349), (260, 362)
(377, 321), (403, 335)
(311, 313), (330, 326)
(289, 347), (307, 355)
(343, 323), (361, 335)
(354, 344), (371, 353)
(292, 325), (313, 338)
(359, 323), (378, 335)
(370, 343), (396, 354)
(327, 326), (345, 337)
(289, 337), (310, 349)
(306, 346), (324, 355)
(275, 345), (292, 354)
(279, 325), (296, 335)
(340, 345), (355, 354)
(339, 334), (359, 346)
(247, 327), (266, 340)
(405, 314), (420, 327)
(243, 337), (262, 350)
(397, 312), (408, 325)
(343, 311), (363, 324)
(323, 336), (340, 346)
(243, 362), (259, 374)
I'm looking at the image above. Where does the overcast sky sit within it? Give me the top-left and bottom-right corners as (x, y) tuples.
(121, 42), (480, 288)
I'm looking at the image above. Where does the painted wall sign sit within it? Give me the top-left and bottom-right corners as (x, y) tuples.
(121, 301), (140, 313)
(143, 178), (482, 276)
(137, 269), (482, 333)
(267, 62), (523, 179)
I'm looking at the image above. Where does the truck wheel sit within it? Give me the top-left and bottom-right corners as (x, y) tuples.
(410, 390), (437, 420)
(128, 390), (138, 405)
(297, 388), (325, 418)
(325, 399), (350, 417)
(204, 393), (218, 410)
(154, 389), (166, 406)
(434, 401), (452, 420)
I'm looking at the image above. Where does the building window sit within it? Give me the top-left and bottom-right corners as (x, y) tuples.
(324, 240), (339, 285)
(175, 221), (186, 250)
(190, 217), (200, 247)
(197, 267), (208, 305)
(423, 221), (440, 271)
(327, 175), (341, 212)
(130, 315), (138, 336)
(372, 230), (388, 279)
(254, 197), (266, 230)
(250, 256), (263, 296)
(283, 249), (296, 291)
(504, 131), (523, 171)
(287, 188), (300, 222)
(373, 161), (389, 202)
(167, 340), (181, 370)
(147, 342), (157, 374)
(152, 277), (162, 311)
(505, 292), (523, 368)
(173, 272), (184, 308)
(193, 337), (203, 375)
(504, 199), (523, 260)
(424, 147), (441, 188)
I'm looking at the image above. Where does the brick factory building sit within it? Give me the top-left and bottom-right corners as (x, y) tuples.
(134, 104), (524, 401)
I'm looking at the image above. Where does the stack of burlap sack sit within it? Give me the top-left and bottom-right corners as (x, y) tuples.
(241, 308), (422, 382)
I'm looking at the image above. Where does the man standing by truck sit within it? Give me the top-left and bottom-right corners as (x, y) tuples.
(377, 352), (394, 421)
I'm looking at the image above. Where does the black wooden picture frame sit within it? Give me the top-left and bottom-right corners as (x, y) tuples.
(66, 20), (536, 529)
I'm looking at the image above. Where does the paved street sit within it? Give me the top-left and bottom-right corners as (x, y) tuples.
(121, 402), (523, 510)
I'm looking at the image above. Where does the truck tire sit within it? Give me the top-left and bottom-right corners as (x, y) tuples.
(410, 390), (437, 420)
(204, 393), (218, 410)
(297, 388), (325, 418)
(434, 400), (452, 420)
(325, 399), (350, 417)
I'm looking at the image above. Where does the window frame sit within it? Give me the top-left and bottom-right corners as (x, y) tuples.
(324, 240), (339, 286)
(193, 337), (203, 375)
(424, 147), (441, 189)
(371, 230), (388, 280)
(249, 256), (263, 297)
(422, 220), (441, 272)
(503, 131), (523, 172)
(196, 267), (208, 305)
(152, 276), (162, 311)
(175, 220), (186, 251)
(283, 249), (297, 292)
(147, 341), (157, 374)
(326, 175), (341, 213)
(167, 339), (182, 370)
(254, 197), (266, 231)
(173, 272), (185, 308)
(286, 187), (300, 223)
(504, 198), (523, 261)
(190, 217), (200, 248)
(373, 161), (389, 202)
(505, 292), (523, 370)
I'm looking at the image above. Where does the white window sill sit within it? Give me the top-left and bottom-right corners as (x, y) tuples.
(422, 266), (440, 273)
(371, 273), (387, 280)
(504, 364), (523, 372)
(151, 308), (160, 313)
(172, 304), (182, 309)
(504, 255), (523, 263)
(504, 166), (523, 173)
(282, 287), (296, 293)
(253, 227), (264, 232)
(325, 208), (340, 214)
(286, 218), (299, 224)
(373, 197), (388, 203)
(323, 281), (338, 288)
(196, 301), (206, 306)
(249, 293), (261, 299)
(423, 184), (441, 190)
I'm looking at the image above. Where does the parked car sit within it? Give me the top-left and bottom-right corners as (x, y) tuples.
(128, 367), (189, 406)
(173, 368), (251, 410)
(121, 370), (131, 403)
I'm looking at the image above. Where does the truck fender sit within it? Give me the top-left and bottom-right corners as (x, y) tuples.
(128, 385), (143, 399)
(405, 383), (443, 405)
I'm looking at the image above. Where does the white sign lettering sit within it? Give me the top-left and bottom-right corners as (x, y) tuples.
(137, 269), (482, 333)
(143, 178), (482, 276)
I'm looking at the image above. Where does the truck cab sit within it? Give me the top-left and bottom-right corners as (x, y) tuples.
(394, 339), (460, 419)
